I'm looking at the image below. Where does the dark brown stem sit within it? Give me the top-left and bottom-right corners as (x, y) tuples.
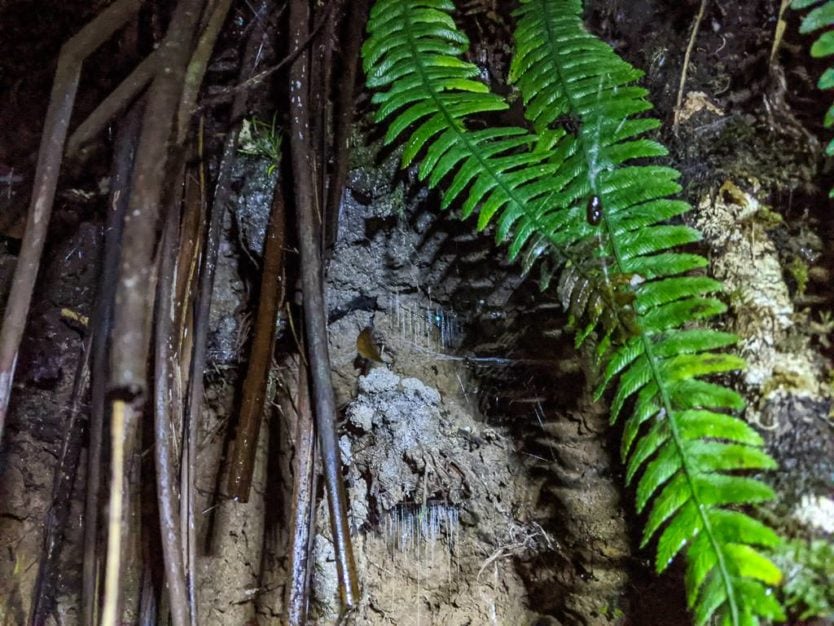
(174, 165), (205, 355)
(285, 358), (318, 625)
(176, 163), (203, 626)
(289, 0), (359, 608)
(183, 132), (231, 626)
(154, 191), (189, 626)
(0, 0), (144, 443)
(180, 6), (270, 620)
(109, 0), (205, 396)
(311, 0), (344, 213)
(83, 100), (144, 626)
(138, 560), (158, 625)
(226, 180), (287, 502)
(177, 0), (233, 143)
(66, 49), (160, 160)
(103, 0), (205, 621)
(324, 0), (369, 249)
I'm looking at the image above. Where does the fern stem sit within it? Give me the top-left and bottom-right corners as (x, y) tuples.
(637, 336), (741, 623)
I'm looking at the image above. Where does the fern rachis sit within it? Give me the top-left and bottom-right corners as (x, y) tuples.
(363, 1), (784, 624)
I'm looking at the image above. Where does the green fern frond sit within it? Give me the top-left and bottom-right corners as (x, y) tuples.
(363, 0), (547, 182)
(793, 0), (834, 195)
(363, 1), (784, 624)
(363, 0), (614, 318)
(510, 1), (783, 623)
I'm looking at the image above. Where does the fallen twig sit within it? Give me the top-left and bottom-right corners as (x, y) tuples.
(180, 6), (271, 620)
(103, 0), (206, 622)
(100, 398), (131, 626)
(83, 100), (144, 626)
(673, 0), (708, 133)
(154, 189), (190, 626)
(289, 0), (359, 608)
(285, 358), (318, 625)
(201, 2), (333, 105)
(324, 0), (369, 249)
(66, 49), (160, 160)
(226, 178), (287, 502)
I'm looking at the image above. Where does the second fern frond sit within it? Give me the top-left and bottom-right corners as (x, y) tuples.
(793, 0), (834, 196)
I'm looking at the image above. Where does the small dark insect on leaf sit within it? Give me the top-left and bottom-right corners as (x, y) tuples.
(554, 115), (581, 134)
(586, 195), (603, 225)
